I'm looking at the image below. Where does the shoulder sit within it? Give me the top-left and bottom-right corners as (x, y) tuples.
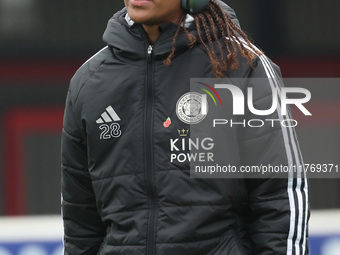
(232, 45), (282, 80)
(251, 53), (282, 79)
(68, 46), (112, 103)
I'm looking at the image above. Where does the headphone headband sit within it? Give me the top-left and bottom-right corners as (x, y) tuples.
(181, 0), (210, 14)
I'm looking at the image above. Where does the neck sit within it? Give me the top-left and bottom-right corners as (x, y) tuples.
(142, 14), (184, 44)
(142, 24), (161, 44)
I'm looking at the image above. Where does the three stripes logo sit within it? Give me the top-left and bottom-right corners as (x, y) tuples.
(96, 105), (121, 124)
(96, 106), (122, 140)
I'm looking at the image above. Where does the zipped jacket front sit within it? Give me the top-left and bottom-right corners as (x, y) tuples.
(61, 3), (309, 255)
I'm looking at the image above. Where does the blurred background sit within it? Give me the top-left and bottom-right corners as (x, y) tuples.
(0, 0), (339, 254)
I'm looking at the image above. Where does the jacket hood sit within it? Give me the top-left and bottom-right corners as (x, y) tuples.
(102, 0), (240, 61)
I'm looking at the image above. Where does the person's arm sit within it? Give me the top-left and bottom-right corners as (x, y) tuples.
(61, 86), (106, 254)
(240, 56), (309, 254)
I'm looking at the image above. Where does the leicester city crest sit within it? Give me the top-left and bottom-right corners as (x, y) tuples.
(176, 92), (208, 124)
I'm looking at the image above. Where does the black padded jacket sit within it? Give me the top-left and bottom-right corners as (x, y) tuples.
(61, 2), (309, 255)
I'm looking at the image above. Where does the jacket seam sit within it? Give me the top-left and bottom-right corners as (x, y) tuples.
(100, 204), (234, 217)
(61, 164), (87, 173)
(91, 172), (145, 182)
(249, 197), (289, 204)
(99, 244), (145, 247)
(158, 204), (236, 208)
(100, 207), (150, 216)
(64, 233), (105, 239)
(62, 127), (83, 141)
(241, 126), (282, 143)
(155, 229), (233, 245)
(62, 200), (97, 207)
(73, 52), (111, 108)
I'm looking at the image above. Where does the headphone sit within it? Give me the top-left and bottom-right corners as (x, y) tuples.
(181, 0), (210, 14)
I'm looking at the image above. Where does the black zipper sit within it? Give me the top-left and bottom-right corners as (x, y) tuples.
(144, 44), (158, 255)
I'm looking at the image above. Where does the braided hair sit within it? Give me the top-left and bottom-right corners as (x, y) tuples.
(163, 0), (262, 78)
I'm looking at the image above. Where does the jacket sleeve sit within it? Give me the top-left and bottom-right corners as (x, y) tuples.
(61, 84), (106, 254)
(216, 0), (241, 28)
(240, 56), (309, 254)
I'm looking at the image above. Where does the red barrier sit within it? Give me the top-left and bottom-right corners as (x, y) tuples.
(3, 108), (64, 215)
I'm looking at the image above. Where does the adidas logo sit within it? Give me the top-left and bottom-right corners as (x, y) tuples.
(96, 106), (121, 124)
(97, 105), (122, 140)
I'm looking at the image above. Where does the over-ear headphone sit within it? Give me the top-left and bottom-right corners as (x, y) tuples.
(181, 0), (210, 14)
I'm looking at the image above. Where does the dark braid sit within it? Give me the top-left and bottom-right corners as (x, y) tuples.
(209, 2), (237, 71)
(163, 15), (186, 67)
(198, 13), (223, 76)
(163, 0), (262, 78)
(205, 11), (225, 63)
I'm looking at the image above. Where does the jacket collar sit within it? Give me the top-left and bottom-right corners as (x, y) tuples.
(102, 1), (240, 61)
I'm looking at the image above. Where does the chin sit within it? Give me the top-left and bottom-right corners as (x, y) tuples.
(128, 11), (151, 23)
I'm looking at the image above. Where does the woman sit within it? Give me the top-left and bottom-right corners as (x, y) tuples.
(61, 0), (309, 254)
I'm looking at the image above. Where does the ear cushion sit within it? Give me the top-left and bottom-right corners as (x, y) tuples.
(181, 0), (210, 14)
